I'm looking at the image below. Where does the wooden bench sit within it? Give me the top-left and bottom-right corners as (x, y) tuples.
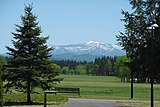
(44, 87), (80, 107)
(55, 87), (81, 97)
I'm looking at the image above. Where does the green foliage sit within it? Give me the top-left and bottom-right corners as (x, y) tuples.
(0, 65), (3, 106)
(0, 56), (6, 106)
(61, 67), (70, 75)
(54, 56), (117, 76)
(54, 60), (87, 70)
(106, 59), (112, 72)
(74, 65), (86, 75)
(117, 0), (160, 82)
(3, 4), (61, 103)
(48, 64), (61, 76)
(0, 56), (7, 65)
(115, 56), (131, 82)
(86, 62), (99, 75)
(95, 56), (116, 76)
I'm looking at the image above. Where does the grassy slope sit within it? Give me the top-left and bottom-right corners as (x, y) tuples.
(55, 75), (160, 101)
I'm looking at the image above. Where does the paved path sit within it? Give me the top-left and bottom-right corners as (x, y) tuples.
(63, 98), (118, 107)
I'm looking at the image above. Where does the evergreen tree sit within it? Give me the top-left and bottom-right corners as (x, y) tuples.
(0, 56), (7, 106)
(0, 56), (7, 65)
(106, 59), (112, 75)
(86, 62), (99, 76)
(0, 65), (3, 107)
(4, 4), (61, 103)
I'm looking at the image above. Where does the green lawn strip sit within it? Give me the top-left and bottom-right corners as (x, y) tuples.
(60, 75), (120, 83)
(117, 101), (160, 107)
(3, 93), (67, 106)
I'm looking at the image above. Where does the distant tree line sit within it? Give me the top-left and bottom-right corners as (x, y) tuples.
(53, 60), (87, 70)
(53, 56), (117, 76)
(94, 56), (117, 76)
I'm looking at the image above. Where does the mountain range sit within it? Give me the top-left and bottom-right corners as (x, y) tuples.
(50, 41), (125, 62)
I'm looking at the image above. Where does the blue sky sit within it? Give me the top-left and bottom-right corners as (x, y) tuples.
(0, 0), (131, 54)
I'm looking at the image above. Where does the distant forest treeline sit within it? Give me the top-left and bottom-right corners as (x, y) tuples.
(53, 56), (117, 76)
(2, 54), (160, 83)
(1, 55), (118, 76)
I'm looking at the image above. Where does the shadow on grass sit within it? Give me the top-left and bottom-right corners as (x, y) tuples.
(4, 101), (44, 106)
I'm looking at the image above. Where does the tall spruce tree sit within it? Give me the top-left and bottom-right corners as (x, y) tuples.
(4, 4), (61, 103)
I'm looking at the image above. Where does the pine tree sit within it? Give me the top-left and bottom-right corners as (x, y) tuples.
(4, 4), (61, 103)
(0, 65), (3, 107)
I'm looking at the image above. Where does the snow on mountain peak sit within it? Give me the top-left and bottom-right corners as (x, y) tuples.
(85, 40), (106, 48)
(86, 41), (104, 45)
(111, 44), (123, 50)
(52, 41), (125, 57)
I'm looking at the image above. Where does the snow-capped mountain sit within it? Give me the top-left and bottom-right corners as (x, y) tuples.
(50, 41), (125, 61)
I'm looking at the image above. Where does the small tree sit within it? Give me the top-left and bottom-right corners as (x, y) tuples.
(4, 4), (61, 103)
(61, 67), (70, 75)
(115, 56), (131, 82)
(75, 65), (86, 75)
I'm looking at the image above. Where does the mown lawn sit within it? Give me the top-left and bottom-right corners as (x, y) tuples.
(3, 75), (160, 106)
(3, 93), (67, 106)
(117, 101), (160, 107)
(55, 75), (160, 101)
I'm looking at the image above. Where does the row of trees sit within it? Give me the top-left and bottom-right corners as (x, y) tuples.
(53, 60), (87, 70)
(2, 55), (131, 78)
(54, 56), (118, 76)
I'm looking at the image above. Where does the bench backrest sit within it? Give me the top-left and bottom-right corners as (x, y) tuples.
(55, 87), (80, 92)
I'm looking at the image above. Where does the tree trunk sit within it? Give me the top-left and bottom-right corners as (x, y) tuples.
(27, 72), (31, 103)
(131, 72), (133, 99)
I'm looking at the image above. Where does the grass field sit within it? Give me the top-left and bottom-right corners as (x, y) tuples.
(54, 75), (160, 107)
(55, 75), (160, 100)
(4, 75), (160, 106)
